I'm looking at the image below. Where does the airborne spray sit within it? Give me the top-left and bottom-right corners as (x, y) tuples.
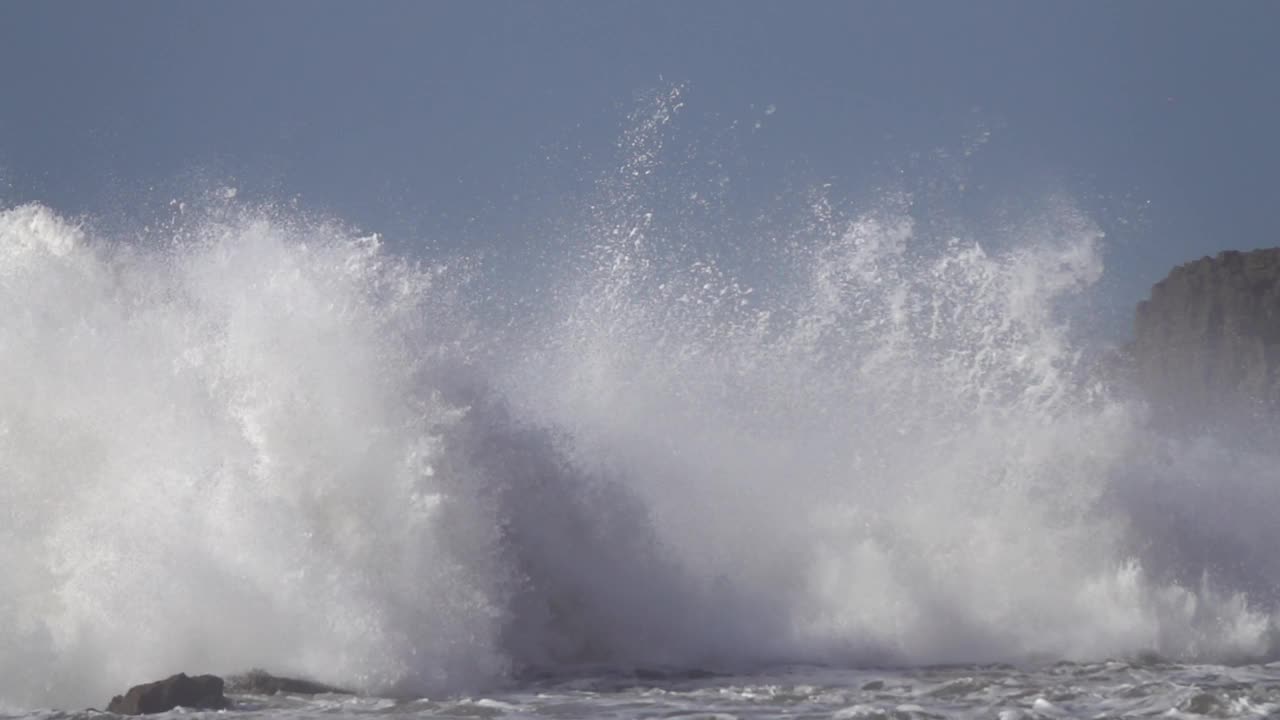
(2, 89), (1278, 710)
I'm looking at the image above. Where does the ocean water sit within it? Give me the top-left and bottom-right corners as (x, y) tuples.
(4, 89), (1280, 718)
(11, 664), (1280, 719)
(355, 663), (1280, 719)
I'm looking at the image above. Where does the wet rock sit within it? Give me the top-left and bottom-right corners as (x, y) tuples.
(1132, 248), (1280, 425)
(1178, 691), (1224, 715)
(106, 673), (228, 715)
(225, 669), (353, 695)
(1130, 650), (1168, 667)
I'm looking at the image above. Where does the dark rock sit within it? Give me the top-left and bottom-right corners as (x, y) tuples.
(225, 669), (353, 696)
(1178, 691), (1224, 715)
(1131, 248), (1280, 427)
(1131, 649), (1168, 667)
(106, 673), (228, 715)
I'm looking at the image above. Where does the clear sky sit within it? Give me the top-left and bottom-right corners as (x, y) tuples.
(2, 1), (1279, 326)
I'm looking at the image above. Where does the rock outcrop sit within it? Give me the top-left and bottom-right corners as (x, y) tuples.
(105, 670), (353, 714)
(106, 673), (228, 715)
(225, 669), (353, 696)
(1132, 248), (1280, 423)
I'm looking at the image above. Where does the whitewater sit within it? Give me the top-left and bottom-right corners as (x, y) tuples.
(4, 91), (1280, 718)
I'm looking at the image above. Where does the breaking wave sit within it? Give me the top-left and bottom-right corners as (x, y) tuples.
(3, 89), (1279, 709)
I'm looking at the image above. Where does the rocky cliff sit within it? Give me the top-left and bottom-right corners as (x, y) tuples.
(1132, 248), (1280, 421)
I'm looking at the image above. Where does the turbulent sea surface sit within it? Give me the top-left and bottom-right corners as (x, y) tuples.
(4, 90), (1280, 717)
(13, 663), (1280, 719)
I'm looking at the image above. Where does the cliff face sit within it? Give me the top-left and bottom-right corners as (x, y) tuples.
(1132, 248), (1280, 418)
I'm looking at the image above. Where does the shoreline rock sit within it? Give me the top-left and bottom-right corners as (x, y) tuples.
(225, 669), (354, 696)
(106, 673), (228, 715)
(105, 670), (353, 714)
(1131, 247), (1280, 429)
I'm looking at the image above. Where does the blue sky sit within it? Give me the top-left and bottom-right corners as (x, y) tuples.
(2, 1), (1279, 324)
